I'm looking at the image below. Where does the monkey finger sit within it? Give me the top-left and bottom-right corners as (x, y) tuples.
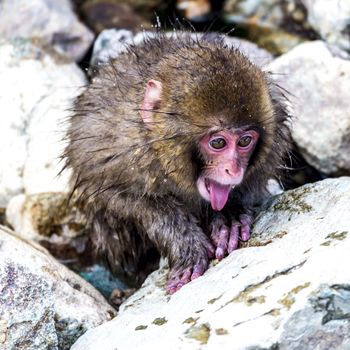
(168, 267), (180, 282)
(205, 240), (215, 259)
(239, 214), (252, 242)
(240, 224), (250, 242)
(210, 213), (226, 245)
(174, 268), (193, 292)
(191, 258), (208, 280)
(166, 267), (193, 294)
(166, 277), (183, 294)
(228, 224), (239, 253)
(166, 281), (179, 294)
(215, 225), (229, 260)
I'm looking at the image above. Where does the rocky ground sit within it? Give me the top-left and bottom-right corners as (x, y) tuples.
(0, 1), (349, 349)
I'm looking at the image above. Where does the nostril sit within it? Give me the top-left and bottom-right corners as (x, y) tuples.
(225, 168), (231, 175)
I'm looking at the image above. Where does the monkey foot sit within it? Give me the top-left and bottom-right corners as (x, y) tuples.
(166, 258), (209, 294)
(211, 214), (252, 260)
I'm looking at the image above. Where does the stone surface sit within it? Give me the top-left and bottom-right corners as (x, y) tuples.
(5, 192), (92, 266)
(90, 29), (273, 68)
(72, 177), (350, 350)
(302, 0), (350, 52)
(223, 0), (312, 54)
(80, 0), (151, 33)
(6, 193), (85, 242)
(0, 225), (116, 350)
(5, 192), (128, 298)
(0, 39), (86, 206)
(0, 0), (94, 61)
(224, 0), (284, 28)
(268, 41), (350, 175)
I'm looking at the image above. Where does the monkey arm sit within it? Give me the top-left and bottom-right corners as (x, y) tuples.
(107, 194), (215, 294)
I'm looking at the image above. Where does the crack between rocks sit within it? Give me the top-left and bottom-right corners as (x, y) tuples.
(216, 259), (307, 312)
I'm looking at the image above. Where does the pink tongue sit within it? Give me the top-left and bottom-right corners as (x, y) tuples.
(208, 180), (231, 211)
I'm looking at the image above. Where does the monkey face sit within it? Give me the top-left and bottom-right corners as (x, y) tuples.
(196, 128), (259, 211)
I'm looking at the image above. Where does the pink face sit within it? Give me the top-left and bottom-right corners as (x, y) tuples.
(196, 129), (259, 211)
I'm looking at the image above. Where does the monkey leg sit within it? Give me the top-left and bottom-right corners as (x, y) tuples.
(90, 209), (159, 285)
(210, 213), (253, 260)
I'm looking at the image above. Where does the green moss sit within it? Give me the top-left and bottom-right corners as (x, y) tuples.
(207, 294), (223, 304)
(152, 317), (167, 326)
(326, 231), (348, 240)
(273, 187), (312, 214)
(246, 295), (266, 305)
(278, 282), (311, 310)
(215, 328), (229, 335)
(183, 317), (199, 324)
(223, 262), (306, 309)
(185, 323), (210, 345)
(321, 231), (348, 246)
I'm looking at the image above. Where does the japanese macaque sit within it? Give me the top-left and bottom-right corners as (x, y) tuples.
(63, 33), (291, 294)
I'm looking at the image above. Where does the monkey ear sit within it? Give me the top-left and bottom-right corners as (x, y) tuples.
(140, 79), (162, 125)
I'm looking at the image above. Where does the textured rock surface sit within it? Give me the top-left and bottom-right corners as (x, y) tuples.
(0, 225), (116, 350)
(6, 193), (85, 241)
(302, 0), (350, 52)
(72, 177), (350, 350)
(90, 29), (273, 68)
(79, 0), (151, 33)
(0, 0), (94, 61)
(224, 0), (284, 28)
(223, 0), (312, 54)
(268, 41), (350, 175)
(0, 39), (86, 206)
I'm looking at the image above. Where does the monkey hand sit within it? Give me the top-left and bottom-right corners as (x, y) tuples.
(166, 231), (214, 294)
(210, 212), (252, 260)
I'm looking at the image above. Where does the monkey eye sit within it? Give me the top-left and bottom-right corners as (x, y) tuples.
(237, 135), (252, 148)
(209, 137), (227, 150)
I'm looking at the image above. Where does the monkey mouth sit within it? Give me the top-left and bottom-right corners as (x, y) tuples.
(197, 178), (233, 211)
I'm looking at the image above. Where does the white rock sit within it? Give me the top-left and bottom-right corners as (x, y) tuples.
(0, 39), (86, 207)
(0, 0), (94, 61)
(268, 41), (350, 175)
(0, 225), (116, 350)
(302, 0), (350, 52)
(224, 0), (284, 29)
(91, 29), (273, 68)
(72, 177), (350, 350)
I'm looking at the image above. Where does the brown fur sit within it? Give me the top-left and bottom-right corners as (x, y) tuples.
(62, 32), (291, 285)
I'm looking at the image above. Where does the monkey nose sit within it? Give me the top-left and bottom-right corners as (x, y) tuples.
(222, 163), (241, 180)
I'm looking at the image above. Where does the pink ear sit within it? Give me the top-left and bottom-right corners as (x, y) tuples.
(140, 79), (162, 124)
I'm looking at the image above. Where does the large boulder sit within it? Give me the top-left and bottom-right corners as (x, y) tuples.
(0, 0), (94, 61)
(72, 177), (350, 349)
(90, 29), (273, 68)
(0, 39), (86, 207)
(268, 41), (350, 175)
(302, 0), (350, 52)
(0, 225), (116, 350)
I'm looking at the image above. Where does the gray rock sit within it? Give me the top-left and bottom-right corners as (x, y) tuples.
(72, 177), (350, 350)
(0, 0), (94, 61)
(268, 41), (350, 175)
(0, 39), (86, 207)
(0, 225), (116, 350)
(90, 29), (273, 69)
(224, 0), (284, 29)
(222, 0), (311, 55)
(6, 193), (85, 242)
(302, 0), (350, 52)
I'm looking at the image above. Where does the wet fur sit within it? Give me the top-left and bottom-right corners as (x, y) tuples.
(63, 32), (291, 284)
